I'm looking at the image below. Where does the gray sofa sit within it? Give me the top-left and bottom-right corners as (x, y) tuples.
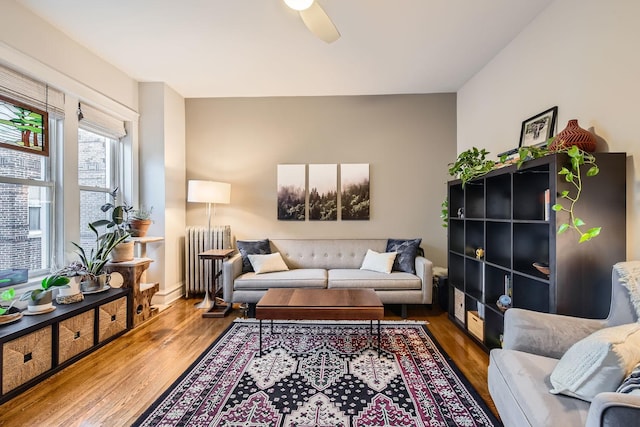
(222, 239), (433, 317)
(488, 263), (640, 427)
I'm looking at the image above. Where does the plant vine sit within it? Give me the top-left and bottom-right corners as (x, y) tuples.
(444, 141), (601, 242)
(517, 141), (600, 242)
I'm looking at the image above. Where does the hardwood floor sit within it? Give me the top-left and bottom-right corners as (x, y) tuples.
(0, 299), (498, 426)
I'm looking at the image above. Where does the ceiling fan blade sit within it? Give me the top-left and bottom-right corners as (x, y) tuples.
(299, 2), (340, 43)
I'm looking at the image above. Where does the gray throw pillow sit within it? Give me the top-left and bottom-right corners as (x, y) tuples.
(237, 239), (271, 273)
(386, 238), (422, 274)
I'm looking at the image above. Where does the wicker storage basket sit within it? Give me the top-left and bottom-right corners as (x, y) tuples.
(58, 311), (94, 363)
(98, 297), (127, 342)
(2, 326), (52, 394)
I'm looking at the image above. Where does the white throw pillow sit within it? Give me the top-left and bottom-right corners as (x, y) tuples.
(549, 323), (640, 401)
(248, 253), (289, 274)
(360, 249), (397, 274)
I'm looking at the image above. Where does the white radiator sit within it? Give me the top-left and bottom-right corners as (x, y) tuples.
(185, 225), (231, 298)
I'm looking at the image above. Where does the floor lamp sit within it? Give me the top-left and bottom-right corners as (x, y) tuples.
(187, 180), (231, 309)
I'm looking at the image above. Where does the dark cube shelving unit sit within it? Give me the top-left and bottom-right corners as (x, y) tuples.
(447, 152), (626, 351)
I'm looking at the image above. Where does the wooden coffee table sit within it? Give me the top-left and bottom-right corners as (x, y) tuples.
(255, 288), (384, 356)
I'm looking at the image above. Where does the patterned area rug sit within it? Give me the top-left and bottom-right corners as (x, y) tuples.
(134, 320), (500, 426)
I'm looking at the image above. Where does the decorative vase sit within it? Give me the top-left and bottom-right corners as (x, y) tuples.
(110, 241), (135, 262)
(128, 219), (152, 237)
(550, 119), (597, 152)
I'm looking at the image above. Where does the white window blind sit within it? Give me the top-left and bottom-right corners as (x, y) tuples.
(79, 102), (127, 139)
(0, 64), (65, 116)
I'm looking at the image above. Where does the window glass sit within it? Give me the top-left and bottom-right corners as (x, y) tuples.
(78, 127), (117, 254)
(0, 117), (55, 281)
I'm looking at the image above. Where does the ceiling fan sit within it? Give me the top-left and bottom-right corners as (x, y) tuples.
(283, 0), (341, 43)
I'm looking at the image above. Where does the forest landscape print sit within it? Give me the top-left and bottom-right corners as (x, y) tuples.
(341, 163), (370, 220)
(277, 164), (306, 220)
(309, 164), (337, 221)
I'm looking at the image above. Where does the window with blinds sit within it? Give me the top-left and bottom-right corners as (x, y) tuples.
(0, 65), (62, 279)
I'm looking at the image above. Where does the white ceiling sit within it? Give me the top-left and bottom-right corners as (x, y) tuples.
(18, 0), (553, 98)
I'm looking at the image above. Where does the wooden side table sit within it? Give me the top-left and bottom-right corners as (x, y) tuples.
(198, 248), (235, 318)
(105, 258), (159, 327)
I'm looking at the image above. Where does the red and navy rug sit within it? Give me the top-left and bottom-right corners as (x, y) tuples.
(134, 320), (501, 426)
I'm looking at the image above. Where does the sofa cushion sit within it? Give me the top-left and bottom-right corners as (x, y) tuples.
(360, 249), (397, 274)
(328, 269), (421, 290)
(237, 239), (271, 273)
(234, 269), (327, 290)
(248, 253), (289, 274)
(550, 323), (640, 402)
(489, 349), (591, 427)
(386, 238), (421, 274)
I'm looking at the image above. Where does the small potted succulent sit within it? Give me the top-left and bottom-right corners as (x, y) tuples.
(128, 206), (153, 237)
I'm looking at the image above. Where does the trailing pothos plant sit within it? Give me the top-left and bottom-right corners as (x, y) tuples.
(443, 142), (601, 242)
(516, 140), (600, 242)
(448, 147), (497, 187)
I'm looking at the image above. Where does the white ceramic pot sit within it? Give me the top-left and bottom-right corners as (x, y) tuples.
(57, 276), (81, 297)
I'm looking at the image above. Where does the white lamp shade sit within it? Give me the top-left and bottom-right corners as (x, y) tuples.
(187, 180), (231, 204)
(284, 0), (314, 11)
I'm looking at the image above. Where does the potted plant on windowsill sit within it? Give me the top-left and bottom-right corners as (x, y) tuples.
(20, 274), (70, 314)
(0, 287), (22, 324)
(127, 206), (153, 237)
(71, 221), (128, 292)
(92, 188), (134, 262)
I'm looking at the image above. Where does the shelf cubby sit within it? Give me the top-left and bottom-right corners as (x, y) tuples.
(448, 252), (464, 290)
(484, 265), (510, 306)
(449, 220), (464, 255)
(513, 274), (550, 313)
(486, 221), (511, 268)
(486, 173), (511, 219)
(464, 220), (484, 257)
(513, 164), (551, 221)
(484, 309), (504, 349)
(464, 258), (484, 302)
(513, 222), (550, 276)
(464, 182), (485, 218)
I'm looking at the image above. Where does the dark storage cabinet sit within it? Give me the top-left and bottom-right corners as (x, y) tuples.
(0, 288), (129, 403)
(447, 153), (626, 351)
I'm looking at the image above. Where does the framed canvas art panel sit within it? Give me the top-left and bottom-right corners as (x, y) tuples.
(277, 164), (306, 220)
(341, 163), (370, 220)
(0, 94), (49, 156)
(309, 164), (337, 221)
(519, 106), (557, 148)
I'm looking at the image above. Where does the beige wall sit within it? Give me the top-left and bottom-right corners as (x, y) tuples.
(186, 94), (456, 267)
(458, 0), (639, 260)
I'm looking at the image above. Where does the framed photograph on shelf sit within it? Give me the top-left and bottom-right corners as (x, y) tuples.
(519, 106), (557, 148)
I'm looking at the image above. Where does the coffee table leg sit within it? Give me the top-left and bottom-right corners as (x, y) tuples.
(377, 320), (381, 358)
(259, 319), (262, 357)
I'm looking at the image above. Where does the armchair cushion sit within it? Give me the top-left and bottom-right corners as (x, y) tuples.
(550, 323), (640, 402)
(503, 308), (606, 359)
